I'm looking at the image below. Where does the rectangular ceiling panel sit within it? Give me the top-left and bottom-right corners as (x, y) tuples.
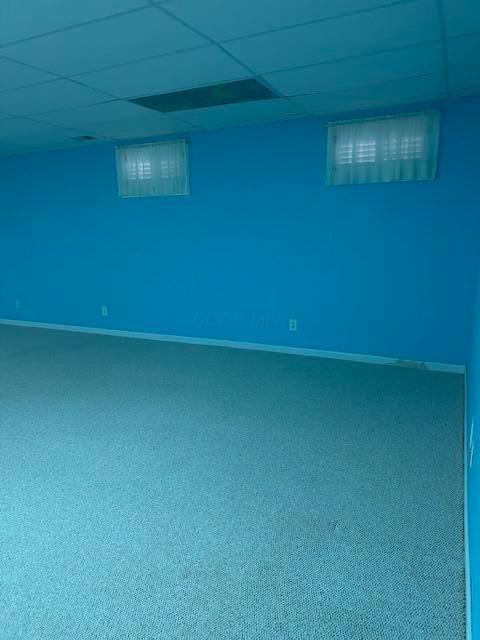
(223, 0), (441, 74)
(77, 47), (250, 99)
(0, 0), (148, 45)
(0, 118), (68, 141)
(130, 79), (277, 112)
(33, 100), (155, 128)
(0, 80), (112, 116)
(449, 64), (480, 91)
(293, 73), (447, 115)
(0, 57), (55, 92)
(173, 98), (302, 128)
(264, 43), (444, 96)
(82, 113), (196, 139)
(161, 0), (401, 41)
(9, 128), (92, 146)
(443, 0), (480, 37)
(447, 33), (480, 69)
(2, 8), (207, 76)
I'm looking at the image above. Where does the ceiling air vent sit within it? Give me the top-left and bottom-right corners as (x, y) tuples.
(130, 78), (279, 113)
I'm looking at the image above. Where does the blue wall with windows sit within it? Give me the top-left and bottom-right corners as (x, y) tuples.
(0, 96), (479, 365)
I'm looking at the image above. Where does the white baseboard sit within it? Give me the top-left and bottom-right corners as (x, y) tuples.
(0, 317), (465, 374)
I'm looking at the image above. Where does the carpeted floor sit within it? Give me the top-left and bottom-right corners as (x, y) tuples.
(0, 325), (465, 639)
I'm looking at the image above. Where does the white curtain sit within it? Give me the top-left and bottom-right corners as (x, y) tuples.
(116, 139), (189, 197)
(326, 111), (441, 186)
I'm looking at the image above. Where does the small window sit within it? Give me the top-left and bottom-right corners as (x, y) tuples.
(326, 111), (441, 186)
(116, 139), (189, 197)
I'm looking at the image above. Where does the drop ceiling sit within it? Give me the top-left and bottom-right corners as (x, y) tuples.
(0, 0), (478, 155)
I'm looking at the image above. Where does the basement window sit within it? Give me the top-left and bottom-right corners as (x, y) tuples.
(116, 139), (189, 197)
(325, 111), (441, 186)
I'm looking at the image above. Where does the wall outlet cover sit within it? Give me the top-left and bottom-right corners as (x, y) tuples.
(470, 418), (475, 468)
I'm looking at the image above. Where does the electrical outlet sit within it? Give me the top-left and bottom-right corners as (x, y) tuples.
(289, 318), (297, 332)
(15, 300), (20, 309)
(101, 305), (108, 317)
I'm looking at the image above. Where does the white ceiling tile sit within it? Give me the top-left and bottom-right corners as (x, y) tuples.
(0, 0), (148, 45)
(0, 118), (68, 141)
(32, 100), (156, 128)
(0, 146), (38, 156)
(448, 34), (480, 69)
(0, 140), (96, 156)
(223, 0), (441, 74)
(3, 136), (111, 156)
(82, 113), (196, 139)
(2, 8), (207, 76)
(77, 47), (250, 99)
(173, 98), (303, 128)
(9, 128), (90, 146)
(264, 43), (444, 96)
(449, 65), (480, 91)
(0, 143), (24, 156)
(449, 86), (480, 98)
(160, 0), (401, 41)
(443, 0), (480, 37)
(0, 80), (112, 116)
(293, 74), (447, 115)
(0, 57), (55, 92)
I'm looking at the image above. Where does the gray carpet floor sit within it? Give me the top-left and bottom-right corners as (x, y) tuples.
(0, 325), (465, 639)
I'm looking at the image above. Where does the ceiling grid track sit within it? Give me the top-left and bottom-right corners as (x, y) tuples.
(149, 1), (306, 117)
(435, 0), (452, 97)
(0, 0), (478, 154)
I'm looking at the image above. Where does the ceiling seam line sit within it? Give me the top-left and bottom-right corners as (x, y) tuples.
(260, 39), (443, 78)
(151, 4), (307, 117)
(54, 38), (443, 89)
(68, 45), (213, 79)
(36, 37), (443, 107)
(447, 30), (480, 42)
(288, 70), (448, 101)
(0, 5), (157, 50)
(0, 44), (212, 85)
(152, 0), (415, 45)
(435, 0), (451, 96)
(0, 112), (127, 135)
(0, 31), (443, 108)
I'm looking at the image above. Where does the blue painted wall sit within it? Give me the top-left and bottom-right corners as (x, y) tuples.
(0, 96), (479, 364)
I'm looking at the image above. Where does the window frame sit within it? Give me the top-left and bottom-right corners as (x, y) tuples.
(325, 110), (441, 187)
(115, 138), (190, 198)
